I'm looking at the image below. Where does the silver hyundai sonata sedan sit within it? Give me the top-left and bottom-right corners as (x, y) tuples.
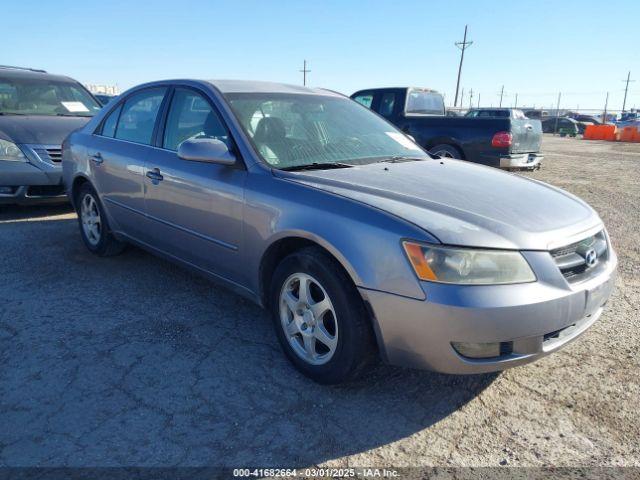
(62, 79), (617, 384)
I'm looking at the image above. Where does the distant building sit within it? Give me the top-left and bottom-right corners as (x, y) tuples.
(85, 84), (120, 95)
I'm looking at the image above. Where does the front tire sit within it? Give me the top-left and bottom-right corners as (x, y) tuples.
(75, 183), (125, 257)
(269, 247), (376, 384)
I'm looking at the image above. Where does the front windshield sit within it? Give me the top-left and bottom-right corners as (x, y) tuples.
(225, 93), (430, 169)
(0, 76), (101, 117)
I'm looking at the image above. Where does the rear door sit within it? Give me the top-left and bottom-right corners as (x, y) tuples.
(511, 110), (542, 153)
(142, 86), (246, 282)
(89, 87), (167, 238)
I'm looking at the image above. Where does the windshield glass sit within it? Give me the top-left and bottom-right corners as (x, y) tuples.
(225, 93), (430, 169)
(405, 89), (445, 115)
(0, 76), (101, 116)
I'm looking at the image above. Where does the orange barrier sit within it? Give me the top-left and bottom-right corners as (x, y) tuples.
(583, 124), (617, 141)
(583, 124), (598, 140)
(618, 126), (640, 143)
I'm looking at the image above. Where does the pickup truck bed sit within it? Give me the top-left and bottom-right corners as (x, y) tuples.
(351, 87), (543, 169)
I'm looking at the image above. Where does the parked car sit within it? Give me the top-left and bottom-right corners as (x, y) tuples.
(541, 117), (580, 135)
(572, 114), (601, 125)
(63, 79), (617, 384)
(0, 65), (102, 205)
(466, 108), (528, 119)
(524, 110), (549, 119)
(94, 94), (116, 106)
(351, 87), (543, 170)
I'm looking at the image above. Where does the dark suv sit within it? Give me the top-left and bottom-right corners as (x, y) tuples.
(0, 65), (102, 205)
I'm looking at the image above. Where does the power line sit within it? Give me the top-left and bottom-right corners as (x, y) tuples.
(299, 60), (311, 86)
(453, 25), (473, 107)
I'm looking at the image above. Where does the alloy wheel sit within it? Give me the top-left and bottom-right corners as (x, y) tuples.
(80, 193), (102, 246)
(279, 272), (339, 365)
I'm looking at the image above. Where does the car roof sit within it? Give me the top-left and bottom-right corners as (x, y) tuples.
(0, 66), (76, 83)
(205, 79), (341, 96)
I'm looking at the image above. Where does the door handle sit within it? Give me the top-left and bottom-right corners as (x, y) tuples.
(89, 152), (103, 164)
(146, 167), (164, 183)
(525, 124), (533, 130)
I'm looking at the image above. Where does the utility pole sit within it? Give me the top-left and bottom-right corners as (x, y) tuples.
(622, 71), (634, 112)
(498, 85), (504, 107)
(469, 88), (474, 109)
(299, 60), (311, 86)
(514, 93), (518, 109)
(453, 25), (473, 107)
(460, 88), (465, 109)
(554, 92), (562, 135)
(603, 92), (609, 123)
(477, 93), (480, 107)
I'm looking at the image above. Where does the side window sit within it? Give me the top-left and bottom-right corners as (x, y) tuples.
(353, 93), (373, 109)
(379, 92), (396, 117)
(162, 88), (229, 151)
(100, 105), (122, 138)
(115, 88), (166, 145)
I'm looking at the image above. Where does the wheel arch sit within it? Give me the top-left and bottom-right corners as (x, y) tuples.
(69, 174), (91, 209)
(258, 233), (362, 309)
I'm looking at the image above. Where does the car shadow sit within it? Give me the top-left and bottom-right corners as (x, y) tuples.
(0, 203), (74, 222)
(0, 209), (499, 468)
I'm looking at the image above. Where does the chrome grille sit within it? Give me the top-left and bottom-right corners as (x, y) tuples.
(33, 146), (62, 163)
(550, 230), (608, 283)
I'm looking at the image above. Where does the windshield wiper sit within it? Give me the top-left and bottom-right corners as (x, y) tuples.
(378, 155), (428, 163)
(280, 162), (354, 172)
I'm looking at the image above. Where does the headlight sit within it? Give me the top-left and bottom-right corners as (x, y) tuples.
(0, 139), (27, 162)
(403, 241), (536, 285)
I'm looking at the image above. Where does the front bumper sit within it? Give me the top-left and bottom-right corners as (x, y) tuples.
(0, 144), (68, 205)
(500, 152), (543, 169)
(360, 248), (617, 374)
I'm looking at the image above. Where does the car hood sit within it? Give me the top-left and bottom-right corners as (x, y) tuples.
(276, 159), (603, 250)
(0, 115), (91, 145)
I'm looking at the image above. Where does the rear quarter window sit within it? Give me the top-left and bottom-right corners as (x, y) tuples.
(100, 104), (122, 138)
(353, 93), (373, 109)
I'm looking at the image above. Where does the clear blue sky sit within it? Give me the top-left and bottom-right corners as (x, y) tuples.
(5, 0), (639, 111)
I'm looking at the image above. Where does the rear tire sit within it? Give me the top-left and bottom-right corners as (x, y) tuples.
(269, 246), (376, 384)
(75, 183), (126, 257)
(429, 144), (462, 159)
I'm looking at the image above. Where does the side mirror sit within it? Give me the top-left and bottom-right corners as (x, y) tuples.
(177, 138), (236, 166)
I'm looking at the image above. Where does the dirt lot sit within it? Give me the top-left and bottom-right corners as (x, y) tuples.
(0, 135), (638, 469)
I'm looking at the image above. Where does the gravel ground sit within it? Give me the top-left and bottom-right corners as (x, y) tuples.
(0, 134), (638, 469)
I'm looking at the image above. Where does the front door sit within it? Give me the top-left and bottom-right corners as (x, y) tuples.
(143, 87), (246, 283)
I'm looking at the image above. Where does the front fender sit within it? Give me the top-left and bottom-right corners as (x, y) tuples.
(243, 174), (433, 300)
